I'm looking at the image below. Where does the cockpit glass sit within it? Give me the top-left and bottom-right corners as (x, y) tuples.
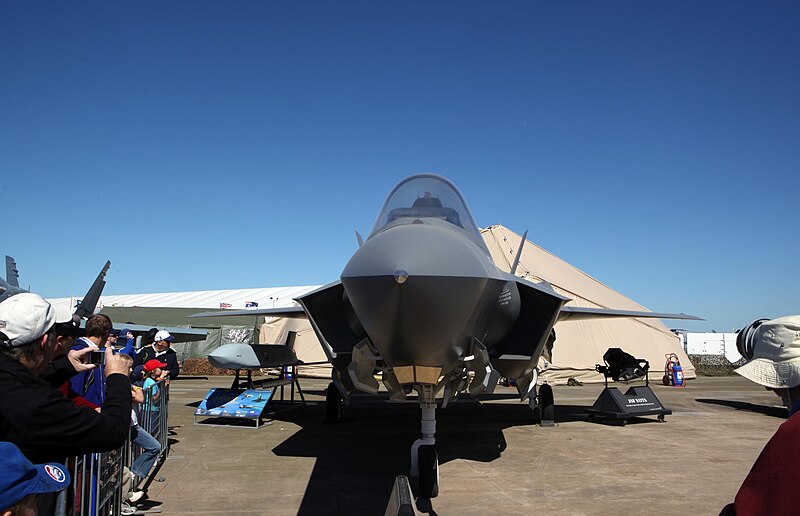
(369, 175), (483, 241)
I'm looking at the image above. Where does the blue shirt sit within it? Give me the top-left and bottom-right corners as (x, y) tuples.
(143, 377), (160, 413)
(69, 338), (105, 406)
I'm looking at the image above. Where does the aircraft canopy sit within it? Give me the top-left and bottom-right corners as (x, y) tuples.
(369, 174), (483, 245)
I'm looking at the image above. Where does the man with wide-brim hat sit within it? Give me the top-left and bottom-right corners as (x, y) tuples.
(722, 315), (800, 515)
(735, 316), (800, 414)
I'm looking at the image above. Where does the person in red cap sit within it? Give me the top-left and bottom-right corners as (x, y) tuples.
(141, 359), (168, 438)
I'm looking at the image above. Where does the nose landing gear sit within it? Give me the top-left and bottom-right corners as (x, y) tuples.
(410, 389), (439, 498)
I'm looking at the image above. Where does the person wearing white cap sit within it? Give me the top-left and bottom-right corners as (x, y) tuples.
(721, 315), (800, 515)
(0, 293), (133, 464)
(133, 330), (180, 380)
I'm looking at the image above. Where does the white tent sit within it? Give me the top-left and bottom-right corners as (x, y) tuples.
(260, 317), (331, 378)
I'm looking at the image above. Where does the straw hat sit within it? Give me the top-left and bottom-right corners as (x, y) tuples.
(735, 316), (800, 389)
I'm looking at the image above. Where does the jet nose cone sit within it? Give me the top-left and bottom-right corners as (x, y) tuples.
(340, 223), (504, 372)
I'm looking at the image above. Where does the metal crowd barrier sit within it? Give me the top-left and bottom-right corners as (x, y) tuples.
(58, 379), (170, 516)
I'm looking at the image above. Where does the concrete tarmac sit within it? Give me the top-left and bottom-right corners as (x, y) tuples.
(147, 376), (784, 515)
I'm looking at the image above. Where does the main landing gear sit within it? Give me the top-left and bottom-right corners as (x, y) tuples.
(325, 382), (344, 423)
(410, 403), (439, 498)
(528, 382), (555, 426)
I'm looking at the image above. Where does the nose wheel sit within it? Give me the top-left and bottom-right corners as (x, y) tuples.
(410, 404), (439, 498)
(417, 445), (439, 498)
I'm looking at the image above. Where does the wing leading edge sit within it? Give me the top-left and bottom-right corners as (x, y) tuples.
(557, 306), (703, 323)
(189, 305), (307, 319)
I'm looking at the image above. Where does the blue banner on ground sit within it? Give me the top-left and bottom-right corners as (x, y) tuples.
(195, 388), (275, 419)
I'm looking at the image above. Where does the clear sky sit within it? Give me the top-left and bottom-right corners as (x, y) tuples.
(2, 2), (798, 332)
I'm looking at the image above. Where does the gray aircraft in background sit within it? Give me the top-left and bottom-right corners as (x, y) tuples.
(193, 174), (701, 498)
(1, 255), (111, 322)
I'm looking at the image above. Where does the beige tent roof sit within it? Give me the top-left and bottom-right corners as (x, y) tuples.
(260, 317), (331, 378)
(482, 224), (695, 384)
(259, 224), (695, 384)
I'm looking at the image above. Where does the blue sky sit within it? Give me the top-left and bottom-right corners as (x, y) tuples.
(2, 2), (798, 332)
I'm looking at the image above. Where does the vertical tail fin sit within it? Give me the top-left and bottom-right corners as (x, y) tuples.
(5, 256), (20, 288)
(73, 261), (111, 319)
(509, 230), (528, 276)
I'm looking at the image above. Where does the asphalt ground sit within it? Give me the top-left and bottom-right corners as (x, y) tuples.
(144, 376), (784, 515)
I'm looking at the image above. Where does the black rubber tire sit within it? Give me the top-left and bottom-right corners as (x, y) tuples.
(539, 383), (555, 422)
(662, 375), (670, 386)
(325, 382), (341, 423)
(418, 445), (439, 498)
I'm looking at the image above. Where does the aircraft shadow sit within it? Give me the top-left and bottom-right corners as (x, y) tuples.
(696, 398), (787, 418)
(269, 398), (590, 515)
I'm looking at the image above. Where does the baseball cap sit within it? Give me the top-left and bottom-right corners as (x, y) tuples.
(0, 442), (71, 509)
(0, 293), (72, 348)
(144, 359), (168, 372)
(154, 330), (174, 342)
(735, 316), (800, 389)
(132, 364), (145, 379)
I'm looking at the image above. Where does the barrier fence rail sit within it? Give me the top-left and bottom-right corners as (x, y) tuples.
(58, 378), (170, 516)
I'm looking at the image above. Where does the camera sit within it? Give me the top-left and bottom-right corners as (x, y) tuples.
(88, 350), (106, 365)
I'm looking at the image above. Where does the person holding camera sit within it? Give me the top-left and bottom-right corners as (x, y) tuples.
(69, 314), (115, 407)
(0, 294), (133, 514)
(0, 293), (132, 462)
(720, 316), (800, 515)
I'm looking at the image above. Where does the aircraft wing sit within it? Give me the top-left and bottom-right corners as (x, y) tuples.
(110, 323), (208, 343)
(189, 305), (307, 319)
(557, 306), (703, 322)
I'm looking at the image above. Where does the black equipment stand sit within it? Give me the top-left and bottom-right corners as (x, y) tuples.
(586, 355), (671, 425)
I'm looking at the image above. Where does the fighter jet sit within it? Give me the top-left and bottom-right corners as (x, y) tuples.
(192, 174), (701, 497)
(0, 255), (111, 323)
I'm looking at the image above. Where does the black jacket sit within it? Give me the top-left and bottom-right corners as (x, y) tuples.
(0, 353), (132, 464)
(133, 345), (180, 379)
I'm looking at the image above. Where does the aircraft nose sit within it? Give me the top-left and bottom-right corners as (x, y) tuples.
(340, 223), (502, 372)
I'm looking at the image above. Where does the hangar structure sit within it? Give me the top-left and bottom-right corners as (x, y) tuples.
(47, 225), (695, 384)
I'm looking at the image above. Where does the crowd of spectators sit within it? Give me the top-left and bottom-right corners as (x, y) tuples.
(0, 293), (178, 516)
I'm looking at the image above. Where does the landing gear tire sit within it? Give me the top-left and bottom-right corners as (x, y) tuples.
(418, 445), (439, 498)
(539, 383), (555, 423)
(325, 382), (342, 423)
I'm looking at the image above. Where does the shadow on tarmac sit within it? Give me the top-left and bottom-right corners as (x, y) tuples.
(696, 398), (787, 418)
(268, 397), (592, 515)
